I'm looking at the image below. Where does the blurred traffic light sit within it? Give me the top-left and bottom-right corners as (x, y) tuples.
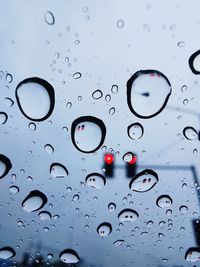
(104, 153), (114, 177)
(123, 152), (137, 177)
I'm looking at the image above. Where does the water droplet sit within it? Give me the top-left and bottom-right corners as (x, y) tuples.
(183, 99), (188, 105)
(183, 126), (198, 140)
(105, 94), (111, 102)
(109, 107), (115, 115)
(182, 183), (187, 188)
(181, 85), (187, 92)
(0, 154), (12, 179)
(189, 50), (200, 74)
(118, 209), (139, 222)
(0, 112), (8, 124)
(146, 221), (154, 227)
(97, 222), (112, 237)
(117, 19), (124, 29)
(59, 249), (80, 264)
(44, 11), (55, 25)
(47, 253), (53, 259)
(122, 152), (137, 164)
(113, 240), (124, 247)
(9, 186), (19, 194)
(16, 77), (55, 121)
(127, 70), (172, 119)
(179, 205), (188, 213)
(166, 209), (172, 215)
(5, 73), (13, 83)
(0, 247), (15, 259)
(85, 173), (106, 189)
(129, 169), (158, 192)
(185, 248), (200, 262)
(22, 190), (48, 212)
(127, 123), (144, 140)
(38, 211), (51, 220)
(28, 122), (36, 131)
(73, 72), (82, 79)
(44, 144), (54, 154)
(177, 41), (185, 47)
(66, 102), (72, 109)
(4, 97), (14, 107)
(108, 202), (116, 211)
(71, 116), (106, 153)
(78, 96), (82, 101)
(72, 194), (79, 202)
(92, 90), (103, 100)
(50, 163), (68, 178)
(111, 85), (118, 94)
(156, 195), (173, 208)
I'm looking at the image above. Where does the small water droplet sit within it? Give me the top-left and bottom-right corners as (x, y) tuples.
(0, 112), (8, 124)
(44, 144), (54, 154)
(44, 11), (55, 25)
(72, 194), (79, 202)
(179, 205), (188, 213)
(113, 240), (124, 247)
(177, 41), (185, 47)
(6, 73), (13, 83)
(73, 72), (82, 79)
(117, 19), (124, 29)
(9, 186), (19, 194)
(111, 85), (118, 94)
(109, 107), (115, 115)
(92, 90), (103, 100)
(105, 94), (111, 102)
(108, 202), (116, 211)
(28, 122), (36, 131)
(181, 85), (187, 92)
(183, 99), (188, 105)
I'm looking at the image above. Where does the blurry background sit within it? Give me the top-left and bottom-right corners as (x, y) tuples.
(0, 0), (200, 266)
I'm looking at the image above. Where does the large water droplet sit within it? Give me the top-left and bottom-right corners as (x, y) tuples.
(189, 50), (200, 74)
(50, 163), (68, 178)
(0, 154), (12, 179)
(0, 247), (15, 259)
(185, 248), (200, 262)
(0, 112), (8, 124)
(127, 70), (172, 119)
(85, 173), (106, 189)
(156, 195), (173, 208)
(92, 90), (103, 100)
(38, 211), (52, 220)
(118, 209), (139, 222)
(22, 190), (47, 212)
(129, 169), (158, 192)
(44, 11), (55, 25)
(183, 127), (198, 140)
(59, 249), (80, 264)
(127, 123), (144, 140)
(16, 77), (55, 121)
(71, 116), (106, 153)
(97, 222), (112, 237)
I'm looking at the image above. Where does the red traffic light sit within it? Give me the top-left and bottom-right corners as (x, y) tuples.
(104, 153), (114, 165)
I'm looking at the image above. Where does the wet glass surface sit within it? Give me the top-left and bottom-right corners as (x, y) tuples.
(1, 0), (200, 266)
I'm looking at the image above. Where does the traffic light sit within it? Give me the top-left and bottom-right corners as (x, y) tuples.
(104, 153), (114, 177)
(123, 152), (137, 177)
